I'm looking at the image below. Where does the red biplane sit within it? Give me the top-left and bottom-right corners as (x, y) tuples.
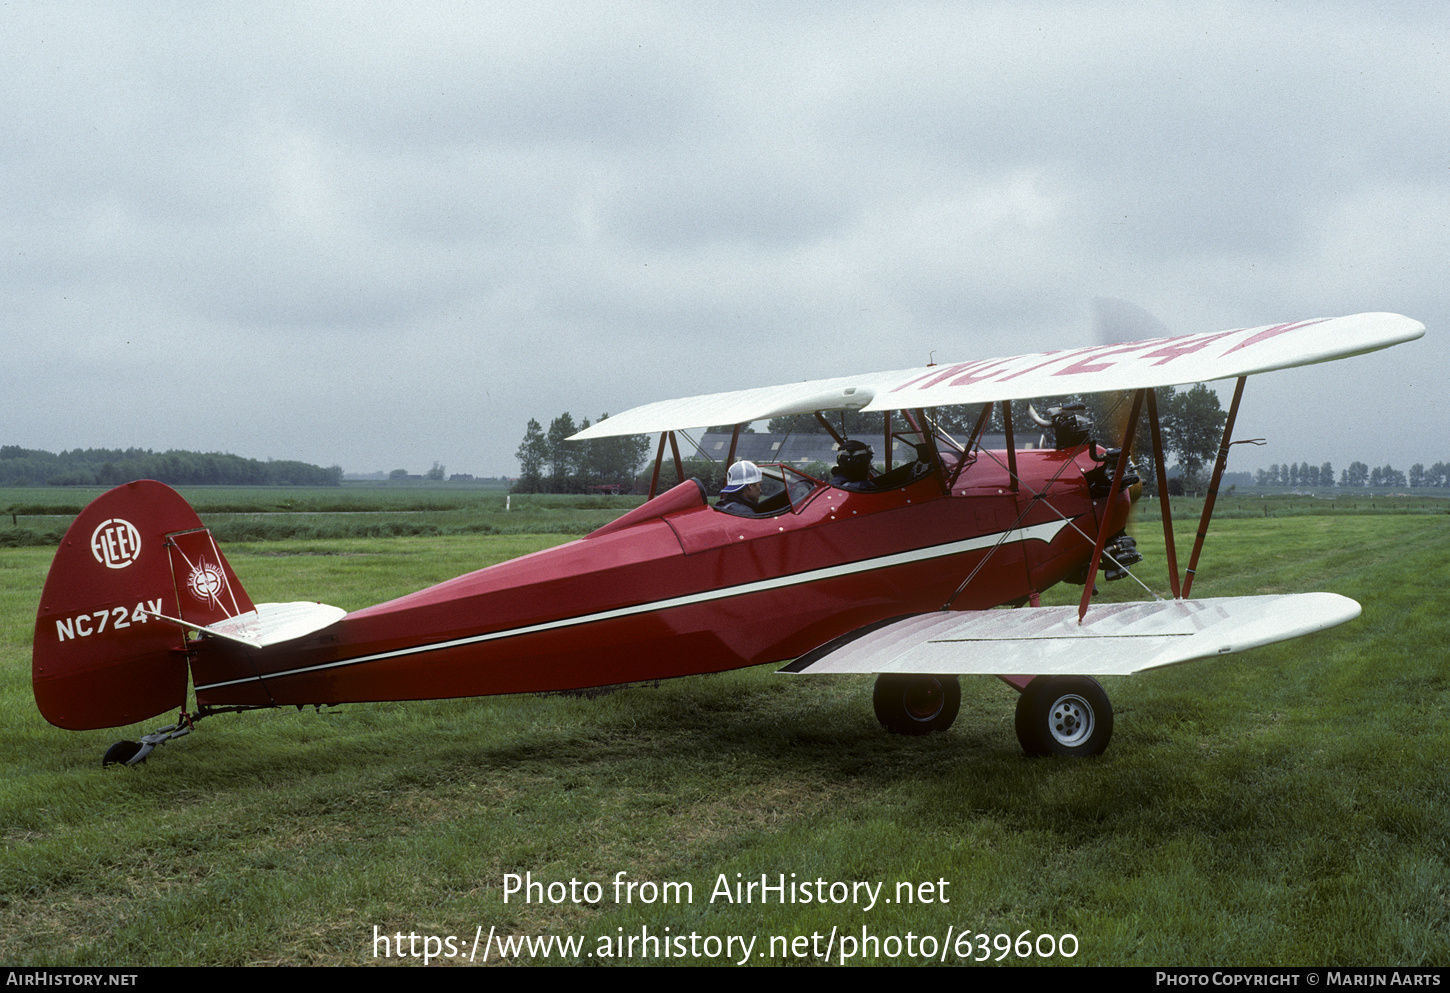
(32, 312), (1423, 765)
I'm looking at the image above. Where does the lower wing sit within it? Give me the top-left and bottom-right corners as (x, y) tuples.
(780, 593), (1360, 676)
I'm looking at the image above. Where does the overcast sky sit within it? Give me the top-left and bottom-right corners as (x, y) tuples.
(5, 2), (1446, 478)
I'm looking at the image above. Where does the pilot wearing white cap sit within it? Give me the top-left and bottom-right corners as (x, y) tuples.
(716, 460), (763, 516)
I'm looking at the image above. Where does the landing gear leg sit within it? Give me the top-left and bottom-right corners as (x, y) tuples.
(1014, 676), (1113, 757)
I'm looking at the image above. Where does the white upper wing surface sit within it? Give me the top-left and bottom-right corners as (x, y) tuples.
(570, 372), (894, 439)
(571, 312), (1423, 440)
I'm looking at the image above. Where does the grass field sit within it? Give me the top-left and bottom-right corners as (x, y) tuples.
(2, 504), (1447, 966)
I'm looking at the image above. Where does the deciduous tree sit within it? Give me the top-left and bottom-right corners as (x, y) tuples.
(1160, 385), (1228, 488)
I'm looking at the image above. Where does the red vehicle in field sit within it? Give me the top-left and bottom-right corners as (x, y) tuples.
(32, 313), (1422, 765)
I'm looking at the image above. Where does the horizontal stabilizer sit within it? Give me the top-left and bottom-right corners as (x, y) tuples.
(148, 601), (346, 649)
(780, 593), (1361, 676)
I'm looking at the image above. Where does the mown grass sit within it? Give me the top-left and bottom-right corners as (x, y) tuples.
(1, 512), (1447, 966)
(1135, 489), (1450, 523)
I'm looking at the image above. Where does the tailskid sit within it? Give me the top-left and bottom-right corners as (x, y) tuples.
(102, 710), (197, 767)
(99, 703), (305, 766)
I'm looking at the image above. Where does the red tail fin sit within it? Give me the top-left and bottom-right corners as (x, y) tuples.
(32, 481), (252, 730)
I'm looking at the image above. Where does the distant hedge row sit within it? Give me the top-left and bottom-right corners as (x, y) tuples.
(0, 445), (342, 487)
(0, 518), (605, 548)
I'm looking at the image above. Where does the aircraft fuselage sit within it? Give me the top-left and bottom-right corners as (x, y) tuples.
(190, 448), (1127, 710)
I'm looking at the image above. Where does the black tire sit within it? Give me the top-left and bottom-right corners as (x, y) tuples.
(103, 740), (143, 767)
(873, 674), (960, 735)
(1014, 675), (1113, 757)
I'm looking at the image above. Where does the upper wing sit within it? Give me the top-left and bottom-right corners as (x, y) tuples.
(571, 312), (1423, 439)
(571, 371), (896, 439)
(779, 593), (1361, 677)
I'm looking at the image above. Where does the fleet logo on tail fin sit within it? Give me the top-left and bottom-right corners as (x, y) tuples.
(90, 518), (142, 569)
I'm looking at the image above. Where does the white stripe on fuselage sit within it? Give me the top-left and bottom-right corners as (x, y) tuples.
(194, 516), (1077, 691)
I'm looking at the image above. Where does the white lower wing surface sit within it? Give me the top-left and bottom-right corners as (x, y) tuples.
(781, 594), (1361, 676)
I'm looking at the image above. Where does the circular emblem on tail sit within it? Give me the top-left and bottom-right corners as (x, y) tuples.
(187, 562), (226, 604)
(90, 518), (142, 569)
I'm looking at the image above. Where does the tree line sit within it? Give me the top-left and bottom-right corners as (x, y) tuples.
(513, 414), (653, 493)
(0, 445), (343, 487)
(1255, 461), (1450, 489)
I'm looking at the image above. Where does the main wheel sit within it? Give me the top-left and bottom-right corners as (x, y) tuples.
(1015, 676), (1113, 757)
(873, 674), (960, 735)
